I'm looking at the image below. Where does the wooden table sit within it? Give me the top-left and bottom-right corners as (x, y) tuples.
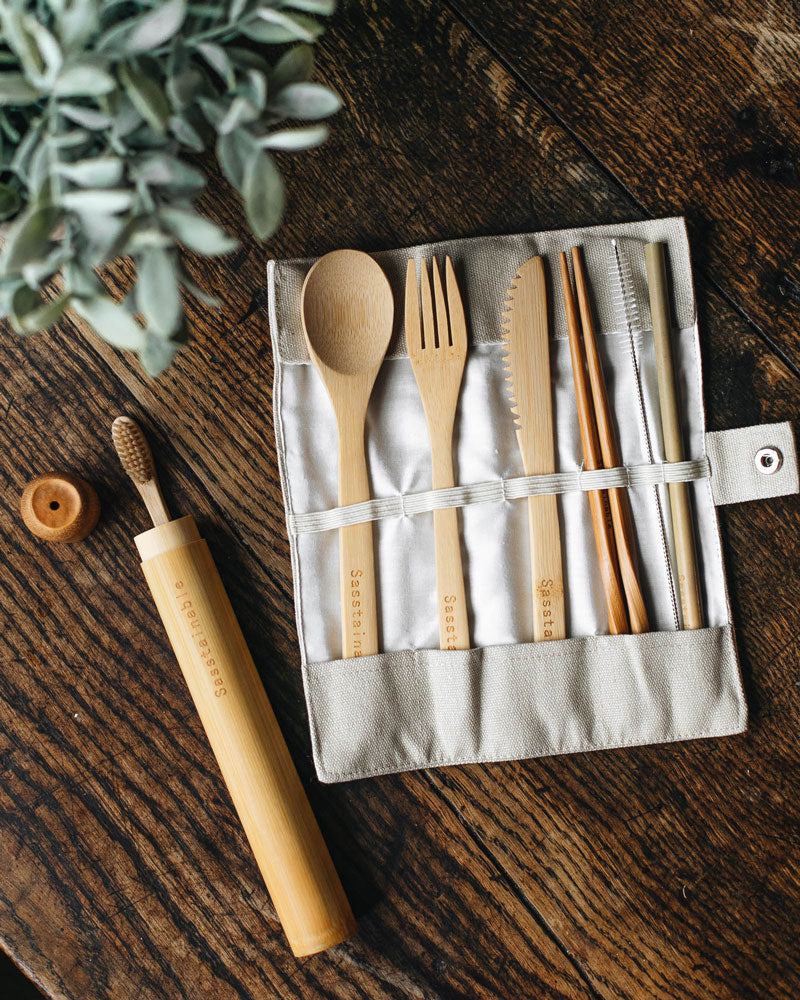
(2, 2), (799, 998)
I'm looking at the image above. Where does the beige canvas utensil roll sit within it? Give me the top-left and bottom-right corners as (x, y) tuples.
(266, 217), (799, 783)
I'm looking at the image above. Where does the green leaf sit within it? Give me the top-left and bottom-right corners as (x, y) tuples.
(227, 47), (271, 74)
(119, 63), (170, 134)
(269, 81), (341, 119)
(71, 294), (145, 350)
(0, 204), (61, 274)
(136, 247), (181, 336)
(23, 16), (63, 86)
(194, 42), (235, 89)
(56, 156), (124, 187)
(216, 129), (253, 190)
(59, 0), (100, 48)
(10, 119), (44, 175)
(243, 148), (284, 240)
(246, 9), (323, 43)
(181, 275), (219, 308)
(9, 283), (42, 324)
(270, 44), (314, 91)
(134, 153), (205, 192)
(125, 227), (175, 253)
(140, 328), (180, 376)
(61, 189), (134, 213)
(165, 66), (206, 110)
(160, 206), (238, 255)
(0, 73), (39, 106)
(0, 182), (20, 220)
(127, 0), (187, 51)
(283, 0), (336, 13)
(59, 104), (113, 129)
(110, 97), (143, 140)
(53, 63), (115, 97)
(169, 115), (204, 152)
(63, 260), (99, 297)
(22, 244), (71, 287)
(228, 0), (250, 22)
(259, 123), (328, 150)
(11, 291), (71, 334)
(197, 96), (227, 129)
(1, 11), (45, 82)
(218, 94), (259, 135)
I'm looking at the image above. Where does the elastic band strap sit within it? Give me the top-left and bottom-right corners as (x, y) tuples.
(287, 457), (710, 536)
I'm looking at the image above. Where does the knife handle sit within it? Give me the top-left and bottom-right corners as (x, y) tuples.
(527, 493), (566, 641)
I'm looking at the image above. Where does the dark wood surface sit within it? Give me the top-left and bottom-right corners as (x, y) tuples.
(2, 2), (799, 998)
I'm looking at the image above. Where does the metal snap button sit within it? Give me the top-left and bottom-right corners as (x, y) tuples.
(755, 446), (782, 476)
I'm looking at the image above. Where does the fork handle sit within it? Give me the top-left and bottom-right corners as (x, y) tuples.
(527, 494), (566, 641)
(432, 446), (470, 650)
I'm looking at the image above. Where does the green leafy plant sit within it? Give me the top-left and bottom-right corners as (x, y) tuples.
(0, 0), (339, 373)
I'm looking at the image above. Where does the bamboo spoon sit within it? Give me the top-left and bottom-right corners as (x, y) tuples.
(559, 253), (629, 635)
(570, 246), (649, 633)
(301, 250), (394, 658)
(645, 242), (703, 629)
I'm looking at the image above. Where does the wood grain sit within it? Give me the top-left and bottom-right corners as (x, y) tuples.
(451, 0), (800, 373)
(0, 1), (798, 998)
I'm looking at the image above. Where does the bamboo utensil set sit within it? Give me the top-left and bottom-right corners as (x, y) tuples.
(47, 235), (701, 960)
(303, 242), (702, 656)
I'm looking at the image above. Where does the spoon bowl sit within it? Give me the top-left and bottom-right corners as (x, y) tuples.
(301, 250), (394, 658)
(302, 249), (393, 376)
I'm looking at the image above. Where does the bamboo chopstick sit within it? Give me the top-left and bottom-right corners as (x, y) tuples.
(571, 246), (649, 634)
(559, 252), (629, 635)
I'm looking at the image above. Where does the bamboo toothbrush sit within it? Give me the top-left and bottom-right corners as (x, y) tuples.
(112, 416), (356, 957)
(645, 242), (703, 629)
(112, 416), (170, 524)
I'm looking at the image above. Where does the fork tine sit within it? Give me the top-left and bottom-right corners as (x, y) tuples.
(420, 258), (435, 351)
(431, 257), (449, 348)
(445, 256), (467, 351)
(405, 258), (421, 355)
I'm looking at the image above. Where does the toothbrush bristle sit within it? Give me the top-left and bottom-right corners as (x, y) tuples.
(112, 416), (155, 485)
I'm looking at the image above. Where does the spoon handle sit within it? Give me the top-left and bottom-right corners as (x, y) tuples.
(338, 423), (379, 658)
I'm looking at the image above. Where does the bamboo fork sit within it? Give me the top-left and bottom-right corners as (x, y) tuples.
(571, 246), (649, 633)
(559, 253), (629, 634)
(405, 256), (470, 650)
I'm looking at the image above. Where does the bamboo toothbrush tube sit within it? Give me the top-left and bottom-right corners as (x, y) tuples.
(135, 515), (356, 957)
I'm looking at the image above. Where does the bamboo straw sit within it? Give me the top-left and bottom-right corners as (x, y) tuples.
(644, 243), (703, 630)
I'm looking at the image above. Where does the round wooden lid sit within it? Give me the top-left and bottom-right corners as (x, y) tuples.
(20, 472), (100, 543)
